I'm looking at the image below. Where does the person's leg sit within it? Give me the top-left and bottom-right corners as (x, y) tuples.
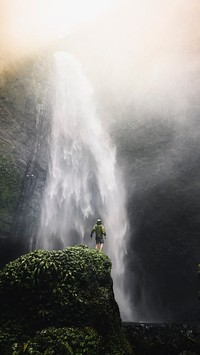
(100, 243), (104, 252)
(95, 243), (99, 250)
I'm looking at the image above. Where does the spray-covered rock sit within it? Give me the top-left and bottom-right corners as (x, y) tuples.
(0, 54), (51, 258)
(0, 245), (132, 354)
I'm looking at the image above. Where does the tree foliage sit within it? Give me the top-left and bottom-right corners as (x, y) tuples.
(0, 246), (132, 354)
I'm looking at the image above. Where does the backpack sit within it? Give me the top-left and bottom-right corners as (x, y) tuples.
(95, 224), (103, 237)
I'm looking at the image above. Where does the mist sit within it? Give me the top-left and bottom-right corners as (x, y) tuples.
(65, 0), (200, 321)
(1, 0), (200, 108)
(1, 0), (200, 321)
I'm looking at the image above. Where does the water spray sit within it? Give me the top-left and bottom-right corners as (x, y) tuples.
(37, 52), (132, 320)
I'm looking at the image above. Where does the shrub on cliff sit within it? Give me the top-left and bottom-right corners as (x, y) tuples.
(0, 245), (132, 354)
(11, 326), (100, 355)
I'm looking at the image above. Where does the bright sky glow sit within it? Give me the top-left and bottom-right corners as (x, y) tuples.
(40, 0), (119, 37)
(0, 0), (120, 59)
(12, 0), (120, 39)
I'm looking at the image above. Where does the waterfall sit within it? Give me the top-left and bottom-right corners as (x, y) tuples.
(37, 52), (132, 320)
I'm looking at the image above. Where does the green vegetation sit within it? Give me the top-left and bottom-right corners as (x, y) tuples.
(11, 327), (101, 355)
(0, 246), (132, 354)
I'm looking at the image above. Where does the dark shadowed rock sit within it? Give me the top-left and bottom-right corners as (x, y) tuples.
(124, 322), (200, 355)
(112, 115), (200, 322)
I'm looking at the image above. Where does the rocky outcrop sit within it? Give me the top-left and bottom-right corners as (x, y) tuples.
(0, 54), (51, 261)
(0, 245), (132, 354)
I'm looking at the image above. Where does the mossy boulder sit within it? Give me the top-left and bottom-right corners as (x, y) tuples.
(0, 245), (132, 354)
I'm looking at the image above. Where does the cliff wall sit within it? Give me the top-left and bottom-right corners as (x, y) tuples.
(0, 54), (51, 262)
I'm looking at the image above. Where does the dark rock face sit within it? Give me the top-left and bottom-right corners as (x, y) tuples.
(0, 245), (131, 354)
(113, 115), (200, 322)
(0, 55), (51, 261)
(124, 322), (200, 355)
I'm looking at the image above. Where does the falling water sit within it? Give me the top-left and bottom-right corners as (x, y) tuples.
(37, 52), (132, 320)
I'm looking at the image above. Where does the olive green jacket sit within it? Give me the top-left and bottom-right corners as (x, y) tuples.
(91, 224), (106, 238)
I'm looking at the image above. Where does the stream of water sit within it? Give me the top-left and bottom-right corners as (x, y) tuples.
(37, 52), (132, 320)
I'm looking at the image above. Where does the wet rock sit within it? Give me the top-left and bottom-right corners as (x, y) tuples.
(0, 54), (51, 257)
(123, 322), (200, 355)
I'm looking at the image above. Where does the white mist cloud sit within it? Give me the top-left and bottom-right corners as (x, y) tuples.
(2, 0), (200, 109)
(61, 0), (200, 128)
(0, 0), (120, 66)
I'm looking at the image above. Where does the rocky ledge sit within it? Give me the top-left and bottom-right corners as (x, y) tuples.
(0, 245), (132, 354)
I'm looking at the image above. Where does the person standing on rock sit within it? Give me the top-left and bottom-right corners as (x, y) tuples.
(91, 219), (106, 251)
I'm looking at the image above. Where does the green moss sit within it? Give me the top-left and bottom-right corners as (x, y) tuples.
(0, 246), (132, 354)
(31, 326), (100, 355)
(0, 326), (100, 355)
(0, 154), (21, 233)
(0, 247), (112, 329)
